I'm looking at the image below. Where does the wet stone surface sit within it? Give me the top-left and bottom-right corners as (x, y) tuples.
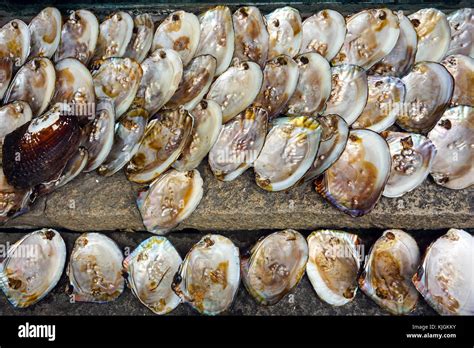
(0, 228), (452, 316)
(3, 164), (473, 232)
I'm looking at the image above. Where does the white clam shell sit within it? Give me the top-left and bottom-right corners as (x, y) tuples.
(55, 9), (99, 65)
(137, 169), (204, 234)
(446, 8), (473, 57)
(360, 229), (420, 315)
(353, 75), (406, 133)
(137, 48), (183, 116)
(153, 11), (201, 66)
(409, 8), (451, 63)
(123, 236), (182, 315)
(172, 234), (240, 315)
(0, 101), (32, 145)
(126, 109), (193, 184)
(315, 129), (391, 217)
(413, 228), (474, 315)
(0, 229), (66, 308)
(173, 100), (223, 172)
(4, 57), (56, 116)
(323, 64), (368, 126)
(83, 98), (115, 172)
(252, 54), (299, 119)
(306, 230), (361, 306)
(383, 132), (436, 198)
(254, 116), (322, 191)
(332, 8), (400, 70)
(28, 7), (62, 59)
(300, 9), (346, 60)
(265, 6), (302, 60)
(232, 6), (269, 67)
(304, 114), (349, 182)
(195, 6), (234, 75)
(441, 54), (474, 107)
(241, 229), (308, 305)
(0, 19), (30, 68)
(207, 60), (263, 123)
(92, 11), (134, 62)
(67, 233), (124, 303)
(209, 106), (267, 181)
(397, 61), (454, 133)
(286, 52), (332, 116)
(370, 12), (418, 77)
(97, 107), (148, 177)
(92, 57), (143, 118)
(428, 105), (474, 190)
(124, 13), (154, 64)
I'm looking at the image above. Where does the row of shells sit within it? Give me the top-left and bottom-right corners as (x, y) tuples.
(0, 6), (472, 231)
(0, 227), (472, 316)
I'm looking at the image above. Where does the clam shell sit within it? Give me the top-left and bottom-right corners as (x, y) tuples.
(126, 109), (193, 184)
(322, 64), (368, 126)
(332, 8), (400, 70)
(137, 169), (204, 234)
(0, 57), (12, 100)
(97, 107), (148, 177)
(83, 98), (115, 172)
(2, 106), (81, 189)
(52, 58), (95, 119)
(123, 237), (182, 315)
(446, 8), (473, 57)
(397, 62), (454, 133)
(67, 233), (124, 303)
(303, 114), (349, 182)
(0, 229), (66, 308)
(428, 105), (473, 190)
(360, 229), (420, 315)
(173, 100), (222, 171)
(152, 11), (200, 66)
(300, 9), (346, 60)
(124, 13), (154, 64)
(4, 57), (56, 116)
(207, 60), (263, 123)
(232, 6), (269, 67)
(409, 8), (451, 63)
(241, 229), (308, 306)
(165, 54), (216, 111)
(136, 48), (183, 116)
(286, 52), (332, 116)
(0, 101), (32, 146)
(353, 75), (406, 133)
(369, 11), (417, 77)
(306, 230), (361, 306)
(195, 6), (234, 75)
(441, 54), (474, 107)
(315, 129), (391, 217)
(252, 54), (299, 119)
(0, 19), (30, 68)
(382, 132), (436, 198)
(265, 7), (302, 60)
(37, 147), (89, 195)
(92, 57), (143, 118)
(28, 7), (62, 59)
(413, 228), (474, 315)
(55, 9), (99, 65)
(254, 116), (322, 191)
(0, 165), (32, 223)
(92, 11), (134, 62)
(209, 106), (267, 181)
(172, 234), (240, 315)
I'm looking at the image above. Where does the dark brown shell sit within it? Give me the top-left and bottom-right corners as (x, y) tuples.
(2, 112), (81, 189)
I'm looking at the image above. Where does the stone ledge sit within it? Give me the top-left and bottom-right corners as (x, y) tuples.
(3, 163), (473, 232)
